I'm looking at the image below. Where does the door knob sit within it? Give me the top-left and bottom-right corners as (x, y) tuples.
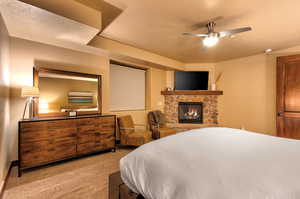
(277, 112), (283, 116)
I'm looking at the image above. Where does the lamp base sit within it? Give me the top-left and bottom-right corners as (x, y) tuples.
(22, 97), (35, 120)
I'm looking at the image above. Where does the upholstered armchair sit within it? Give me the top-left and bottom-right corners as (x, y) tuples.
(117, 115), (152, 146)
(148, 110), (177, 139)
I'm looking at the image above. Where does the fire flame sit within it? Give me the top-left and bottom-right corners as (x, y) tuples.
(185, 107), (198, 118)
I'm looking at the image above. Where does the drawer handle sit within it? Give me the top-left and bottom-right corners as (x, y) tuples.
(48, 148), (55, 152)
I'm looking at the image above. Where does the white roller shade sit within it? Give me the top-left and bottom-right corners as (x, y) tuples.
(110, 64), (146, 111)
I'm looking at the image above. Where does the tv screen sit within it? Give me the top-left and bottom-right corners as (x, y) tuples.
(175, 71), (209, 90)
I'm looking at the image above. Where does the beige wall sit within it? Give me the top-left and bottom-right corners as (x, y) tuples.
(9, 37), (168, 160)
(215, 54), (276, 135)
(215, 47), (300, 136)
(89, 36), (184, 70)
(0, 14), (11, 186)
(148, 67), (166, 111)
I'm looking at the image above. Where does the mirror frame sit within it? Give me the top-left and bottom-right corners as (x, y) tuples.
(33, 67), (102, 118)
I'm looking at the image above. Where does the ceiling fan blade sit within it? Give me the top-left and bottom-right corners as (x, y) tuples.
(219, 27), (252, 38)
(183, 32), (208, 37)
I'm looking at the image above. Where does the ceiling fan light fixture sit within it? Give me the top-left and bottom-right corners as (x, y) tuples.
(203, 35), (219, 47)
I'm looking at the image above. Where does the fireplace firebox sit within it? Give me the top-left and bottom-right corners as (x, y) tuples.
(178, 102), (203, 124)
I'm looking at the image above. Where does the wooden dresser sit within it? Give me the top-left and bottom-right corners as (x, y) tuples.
(18, 115), (116, 176)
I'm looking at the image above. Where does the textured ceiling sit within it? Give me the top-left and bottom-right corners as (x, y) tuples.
(0, 0), (99, 45)
(0, 0), (182, 70)
(100, 0), (300, 62)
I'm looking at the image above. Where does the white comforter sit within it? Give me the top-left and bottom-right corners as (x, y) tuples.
(120, 127), (300, 199)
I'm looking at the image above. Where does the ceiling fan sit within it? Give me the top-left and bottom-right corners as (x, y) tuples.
(183, 18), (252, 47)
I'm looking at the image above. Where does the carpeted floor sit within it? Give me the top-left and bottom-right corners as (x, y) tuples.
(3, 149), (132, 199)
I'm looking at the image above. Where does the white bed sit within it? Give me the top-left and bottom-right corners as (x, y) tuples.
(120, 127), (300, 199)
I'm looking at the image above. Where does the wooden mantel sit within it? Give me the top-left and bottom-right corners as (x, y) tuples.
(161, 90), (223, 95)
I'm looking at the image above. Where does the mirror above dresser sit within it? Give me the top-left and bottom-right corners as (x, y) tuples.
(33, 67), (102, 117)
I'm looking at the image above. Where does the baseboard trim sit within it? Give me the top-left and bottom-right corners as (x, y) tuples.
(0, 160), (18, 199)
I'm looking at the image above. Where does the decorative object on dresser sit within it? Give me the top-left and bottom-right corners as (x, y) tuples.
(148, 110), (178, 139)
(21, 86), (40, 119)
(117, 115), (152, 146)
(18, 115), (116, 177)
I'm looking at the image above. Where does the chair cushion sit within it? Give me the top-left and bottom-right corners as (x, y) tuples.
(153, 127), (177, 139)
(118, 115), (135, 134)
(122, 131), (152, 146)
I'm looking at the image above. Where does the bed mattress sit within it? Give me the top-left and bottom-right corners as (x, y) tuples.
(120, 127), (300, 199)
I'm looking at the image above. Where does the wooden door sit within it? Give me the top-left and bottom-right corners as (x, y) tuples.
(277, 54), (300, 139)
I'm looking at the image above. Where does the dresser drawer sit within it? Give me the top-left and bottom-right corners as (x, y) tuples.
(98, 116), (115, 132)
(98, 116), (114, 123)
(77, 125), (100, 134)
(76, 118), (98, 126)
(77, 133), (96, 144)
(20, 150), (51, 168)
(20, 121), (49, 143)
(100, 128), (114, 135)
(21, 140), (50, 153)
(103, 141), (115, 149)
(20, 121), (48, 130)
(20, 120), (77, 143)
(20, 140), (51, 168)
(21, 139), (76, 168)
(47, 120), (76, 129)
(77, 142), (95, 155)
(48, 143), (76, 162)
(100, 134), (116, 148)
(48, 127), (77, 139)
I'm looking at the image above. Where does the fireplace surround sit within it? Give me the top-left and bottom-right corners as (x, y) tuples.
(162, 90), (222, 127)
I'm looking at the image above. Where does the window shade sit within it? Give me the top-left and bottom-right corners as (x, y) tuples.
(110, 64), (146, 111)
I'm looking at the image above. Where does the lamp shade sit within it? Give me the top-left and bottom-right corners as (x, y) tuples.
(21, 87), (40, 98)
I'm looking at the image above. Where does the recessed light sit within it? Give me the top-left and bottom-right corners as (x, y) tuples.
(265, 49), (272, 53)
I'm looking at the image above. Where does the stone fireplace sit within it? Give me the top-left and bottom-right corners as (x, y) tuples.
(161, 90), (222, 128)
(178, 102), (203, 124)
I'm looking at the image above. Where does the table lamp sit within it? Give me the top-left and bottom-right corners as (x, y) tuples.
(21, 87), (40, 119)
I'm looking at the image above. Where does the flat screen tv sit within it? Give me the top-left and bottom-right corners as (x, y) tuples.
(175, 71), (209, 90)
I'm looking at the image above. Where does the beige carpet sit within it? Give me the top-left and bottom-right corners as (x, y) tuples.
(3, 149), (131, 199)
